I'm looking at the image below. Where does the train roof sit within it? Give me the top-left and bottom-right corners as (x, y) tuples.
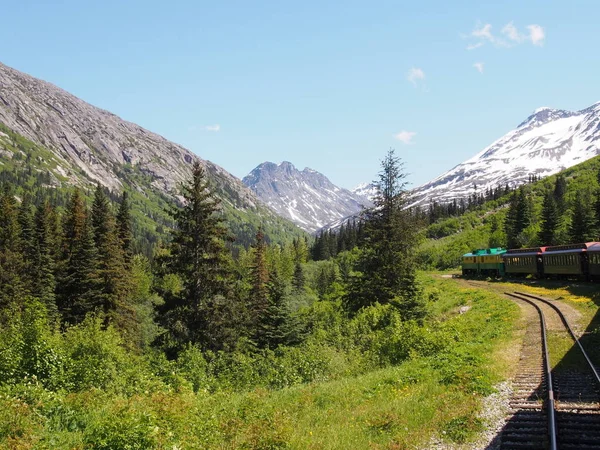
(462, 247), (506, 257)
(544, 242), (598, 253)
(504, 247), (546, 255)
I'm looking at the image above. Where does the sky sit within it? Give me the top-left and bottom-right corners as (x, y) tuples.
(1, 0), (599, 190)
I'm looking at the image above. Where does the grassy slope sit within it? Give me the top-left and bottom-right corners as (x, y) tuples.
(0, 122), (306, 248)
(0, 274), (520, 449)
(418, 155), (600, 270)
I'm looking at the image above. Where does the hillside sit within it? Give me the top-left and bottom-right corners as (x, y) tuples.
(0, 62), (305, 246)
(417, 155), (600, 269)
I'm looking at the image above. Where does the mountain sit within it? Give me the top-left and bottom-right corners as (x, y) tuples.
(351, 182), (377, 202)
(0, 62), (304, 246)
(411, 103), (600, 207)
(243, 162), (373, 233)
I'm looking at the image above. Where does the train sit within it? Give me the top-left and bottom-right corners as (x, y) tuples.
(461, 242), (600, 280)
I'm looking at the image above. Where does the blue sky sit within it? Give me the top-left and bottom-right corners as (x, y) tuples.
(1, 0), (599, 189)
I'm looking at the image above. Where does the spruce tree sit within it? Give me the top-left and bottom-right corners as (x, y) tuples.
(345, 149), (424, 319)
(569, 190), (597, 242)
(553, 175), (567, 209)
(90, 185), (132, 329)
(538, 190), (559, 246)
(32, 201), (58, 318)
(248, 228), (269, 344)
(116, 190), (133, 268)
(0, 186), (24, 312)
(257, 267), (299, 349)
(159, 162), (236, 351)
(63, 215), (103, 324)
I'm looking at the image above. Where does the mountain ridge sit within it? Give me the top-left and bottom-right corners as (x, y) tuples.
(0, 61), (305, 246)
(410, 102), (600, 207)
(243, 161), (373, 233)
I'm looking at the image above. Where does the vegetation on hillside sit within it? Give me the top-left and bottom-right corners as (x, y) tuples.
(0, 148), (524, 448)
(416, 156), (600, 269)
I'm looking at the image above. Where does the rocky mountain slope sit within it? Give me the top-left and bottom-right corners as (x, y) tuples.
(0, 62), (304, 245)
(243, 162), (373, 233)
(411, 103), (600, 207)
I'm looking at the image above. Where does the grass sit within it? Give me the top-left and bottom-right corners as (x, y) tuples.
(0, 274), (521, 449)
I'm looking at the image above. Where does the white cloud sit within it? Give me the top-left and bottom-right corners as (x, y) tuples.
(501, 22), (523, 42)
(407, 67), (425, 86)
(472, 23), (494, 42)
(473, 62), (484, 73)
(467, 42), (484, 50)
(203, 124), (221, 132)
(465, 21), (545, 50)
(527, 24), (545, 46)
(394, 130), (416, 144)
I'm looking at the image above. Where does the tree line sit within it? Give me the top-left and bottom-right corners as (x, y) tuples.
(0, 150), (425, 357)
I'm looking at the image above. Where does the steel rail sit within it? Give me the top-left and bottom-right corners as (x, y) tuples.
(514, 291), (600, 386)
(505, 292), (558, 450)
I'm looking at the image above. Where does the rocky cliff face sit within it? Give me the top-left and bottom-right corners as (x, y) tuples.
(410, 103), (600, 207)
(0, 61), (305, 244)
(243, 161), (372, 233)
(0, 61), (259, 210)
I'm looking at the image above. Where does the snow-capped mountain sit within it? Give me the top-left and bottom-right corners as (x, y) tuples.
(351, 182), (378, 202)
(411, 103), (600, 206)
(243, 162), (373, 233)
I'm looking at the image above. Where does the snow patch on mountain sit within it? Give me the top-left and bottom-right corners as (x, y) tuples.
(410, 103), (600, 207)
(243, 162), (373, 233)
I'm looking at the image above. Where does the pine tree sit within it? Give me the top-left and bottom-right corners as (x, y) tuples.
(32, 200), (58, 318)
(569, 190), (597, 242)
(256, 267), (300, 349)
(538, 190), (559, 245)
(17, 194), (35, 296)
(292, 261), (305, 293)
(116, 190), (133, 268)
(345, 149), (425, 319)
(553, 175), (567, 208)
(159, 162), (236, 351)
(63, 215), (103, 324)
(0, 185), (24, 312)
(248, 228), (269, 344)
(90, 185), (133, 329)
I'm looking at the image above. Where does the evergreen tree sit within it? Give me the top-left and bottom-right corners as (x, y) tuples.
(32, 201), (58, 318)
(256, 267), (299, 349)
(0, 185), (24, 312)
(538, 190), (559, 245)
(159, 162), (236, 351)
(63, 215), (103, 324)
(345, 149), (425, 319)
(17, 194), (35, 295)
(248, 228), (269, 343)
(569, 189), (597, 242)
(292, 261), (305, 293)
(90, 185), (133, 329)
(553, 175), (567, 209)
(116, 190), (133, 268)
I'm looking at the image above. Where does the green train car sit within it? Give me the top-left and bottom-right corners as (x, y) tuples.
(461, 247), (506, 277)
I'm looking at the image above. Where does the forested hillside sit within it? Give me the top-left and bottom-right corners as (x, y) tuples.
(417, 155), (600, 269)
(0, 150), (520, 448)
(0, 122), (306, 253)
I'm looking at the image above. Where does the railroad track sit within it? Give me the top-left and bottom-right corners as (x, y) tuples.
(501, 291), (600, 450)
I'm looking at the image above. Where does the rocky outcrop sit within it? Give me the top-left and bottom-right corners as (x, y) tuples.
(0, 61), (258, 210)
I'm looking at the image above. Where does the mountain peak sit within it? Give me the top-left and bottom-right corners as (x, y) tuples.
(411, 101), (600, 207)
(243, 162), (372, 233)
